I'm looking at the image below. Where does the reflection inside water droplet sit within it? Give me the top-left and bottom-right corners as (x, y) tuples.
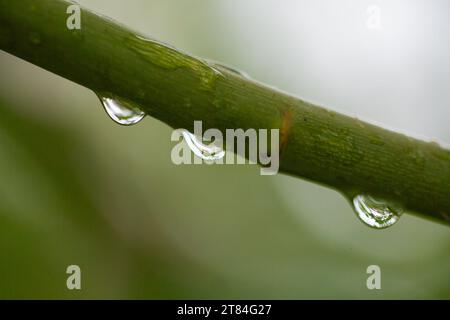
(180, 130), (225, 161)
(352, 194), (403, 229)
(96, 93), (146, 125)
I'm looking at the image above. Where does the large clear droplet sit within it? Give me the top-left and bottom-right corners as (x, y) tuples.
(96, 93), (146, 125)
(180, 130), (225, 161)
(352, 194), (403, 229)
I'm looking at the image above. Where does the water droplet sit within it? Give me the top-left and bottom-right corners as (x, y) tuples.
(130, 35), (222, 91)
(206, 59), (251, 79)
(352, 194), (403, 229)
(180, 130), (225, 161)
(96, 93), (146, 125)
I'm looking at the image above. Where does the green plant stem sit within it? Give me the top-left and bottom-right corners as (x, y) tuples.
(0, 0), (449, 226)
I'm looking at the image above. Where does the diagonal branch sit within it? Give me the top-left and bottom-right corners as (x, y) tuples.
(0, 0), (449, 226)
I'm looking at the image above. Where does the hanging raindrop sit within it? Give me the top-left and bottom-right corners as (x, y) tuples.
(180, 130), (225, 161)
(96, 93), (146, 125)
(352, 194), (403, 229)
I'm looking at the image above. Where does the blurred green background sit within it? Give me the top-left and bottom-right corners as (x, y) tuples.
(0, 0), (449, 299)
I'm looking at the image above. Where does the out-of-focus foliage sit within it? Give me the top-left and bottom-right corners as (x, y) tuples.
(0, 0), (448, 298)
